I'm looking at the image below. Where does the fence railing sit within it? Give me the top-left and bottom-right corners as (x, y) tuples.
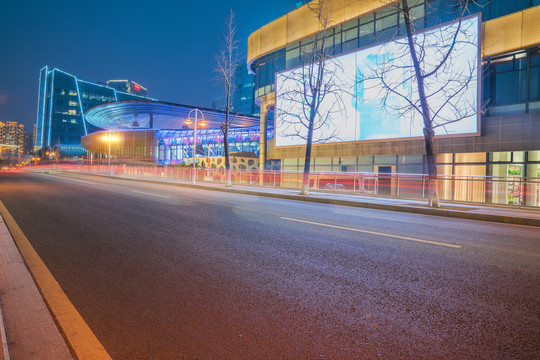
(30, 163), (540, 208)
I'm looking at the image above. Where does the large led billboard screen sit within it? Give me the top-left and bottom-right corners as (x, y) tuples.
(275, 15), (481, 147)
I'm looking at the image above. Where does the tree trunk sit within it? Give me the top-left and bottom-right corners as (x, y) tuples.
(301, 110), (316, 195)
(402, 0), (440, 208)
(423, 127), (440, 208)
(224, 129), (232, 187)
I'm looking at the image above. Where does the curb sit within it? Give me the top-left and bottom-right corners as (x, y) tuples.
(0, 305), (9, 360)
(85, 173), (540, 228)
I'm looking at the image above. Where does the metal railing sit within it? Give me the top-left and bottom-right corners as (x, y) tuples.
(29, 163), (540, 208)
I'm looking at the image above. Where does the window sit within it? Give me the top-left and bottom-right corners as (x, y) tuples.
(529, 51), (540, 101)
(494, 55), (527, 104)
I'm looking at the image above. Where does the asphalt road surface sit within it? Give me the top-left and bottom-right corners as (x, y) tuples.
(1, 171), (539, 359)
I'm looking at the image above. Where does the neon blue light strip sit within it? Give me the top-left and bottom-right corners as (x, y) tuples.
(47, 69), (55, 147)
(40, 66), (49, 147)
(74, 78), (88, 136)
(114, 89), (118, 101)
(36, 67), (44, 147)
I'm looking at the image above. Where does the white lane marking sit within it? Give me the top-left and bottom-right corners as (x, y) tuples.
(130, 190), (170, 198)
(280, 217), (462, 248)
(41, 173), (96, 185)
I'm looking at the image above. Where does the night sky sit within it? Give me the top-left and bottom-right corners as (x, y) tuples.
(0, 0), (298, 130)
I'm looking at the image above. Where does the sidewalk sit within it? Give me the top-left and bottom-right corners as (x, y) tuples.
(107, 172), (540, 227)
(1, 171), (539, 360)
(0, 212), (73, 360)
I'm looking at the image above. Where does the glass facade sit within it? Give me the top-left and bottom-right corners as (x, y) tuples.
(251, 0), (450, 99)
(485, 49), (540, 115)
(233, 64), (259, 117)
(35, 67), (148, 156)
(155, 126), (273, 165)
(251, 0), (540, 104)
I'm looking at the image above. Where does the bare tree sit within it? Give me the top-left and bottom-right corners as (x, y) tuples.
(215, 9), (240, 187)
(362, 0), (480, 207)
(275, 0), (346, 195)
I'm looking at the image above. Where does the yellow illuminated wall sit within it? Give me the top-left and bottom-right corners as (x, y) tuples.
(248, 0), (399, 67)
(248, 2), (540, 65)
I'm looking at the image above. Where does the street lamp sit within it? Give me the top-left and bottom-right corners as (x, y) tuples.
(185, 108), (207, 184)
(103, 131), (118, 167)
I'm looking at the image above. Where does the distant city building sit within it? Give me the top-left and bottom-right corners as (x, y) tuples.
(212, 64), (259, 117)
(233, 64), (259, 117)
(212, 96), (226, 112)
(106, 80), (148, 97)
(0, 121), (25, 155)
(25, 124), (35, 154)
(35, 67), (150, 157)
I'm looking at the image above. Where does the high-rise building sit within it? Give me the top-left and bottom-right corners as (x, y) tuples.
(35, 67), (149, 157)
(25, 124), (35, 155)
(0, 121), (25, 155)
(233, 64), (259, 117)
(212, 64), (259, 117)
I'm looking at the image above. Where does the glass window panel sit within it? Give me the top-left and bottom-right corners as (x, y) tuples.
(358, 156), (372, 164)
(375, 6), (396, 18)
(343, 27), (358, 42)
(495, 70), (527, 104)
(495, 61), (513, 73)
(528, 151), (540, 162)
(357, 165), (373, 172)
(342, 39), (357, 52)
(529, 67), (540, 100)
(374, 155), (396, 164)
(359, 22), (374, 37)
(530, 52), (540, 67)
(515, 55), (527, 70)
(342, 19), (358, 30)
(529, 101), (540, 113)
(376, 14), (398, 31)
(286, 48), (300, 68)
(513, 151), (525, 163)
(437, 153), (453, 163)
(488, 103), (527, 116)
(359, 13), (374, 25)
(400, 155), (424, 164)
(490, 152), (511, 162)
(455, 152), (486, 163)
(410, 4), (425, 21)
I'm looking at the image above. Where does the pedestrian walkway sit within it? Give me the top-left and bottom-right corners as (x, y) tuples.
(107, 171), (540, 227)
(0, 210), (74, 360)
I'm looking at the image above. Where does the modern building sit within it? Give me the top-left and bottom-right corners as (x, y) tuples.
(35, 67), (149, 157)
(233, 64), (260, 117)
(0, 121), (25, 155)
(247, 0), (540, 206)
(213, 63), (260, 117)
(81, 100), (265, 167)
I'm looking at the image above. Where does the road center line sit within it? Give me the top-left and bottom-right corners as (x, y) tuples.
(0, 200), (112, 359)
(280, 217), (462, 248)
(130, 190), (170, 198)
(41, 173), (96, 185)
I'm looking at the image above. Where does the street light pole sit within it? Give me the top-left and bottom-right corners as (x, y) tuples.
(108, 131), (112, 167)
(185, 108), (206, 184)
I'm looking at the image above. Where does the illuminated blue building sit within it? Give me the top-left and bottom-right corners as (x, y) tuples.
(81, 100), (270, 166)
(35, 67), (149, 157)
